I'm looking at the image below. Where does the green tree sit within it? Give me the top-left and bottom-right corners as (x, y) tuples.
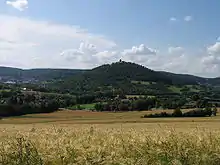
(212, 107), (217, 116)
(172, 108), (182, 117)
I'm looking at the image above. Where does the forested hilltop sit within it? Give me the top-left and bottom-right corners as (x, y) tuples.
(46, 61), (220, 96)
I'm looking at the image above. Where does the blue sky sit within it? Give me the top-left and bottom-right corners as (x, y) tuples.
(1, 0), (220, 77)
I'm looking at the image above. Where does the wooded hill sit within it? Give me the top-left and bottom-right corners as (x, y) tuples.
(1, 61), (220, 95)
(0, 66), (84, 81)
(48, 61), (220, 95)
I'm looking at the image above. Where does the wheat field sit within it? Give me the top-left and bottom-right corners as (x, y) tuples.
(0, 110), (220, 164)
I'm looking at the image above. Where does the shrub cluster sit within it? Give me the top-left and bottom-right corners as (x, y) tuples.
(94, 97), (157, 111)
(143, 107), (217, 118)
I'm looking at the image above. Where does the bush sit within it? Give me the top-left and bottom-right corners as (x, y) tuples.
(212, 107), (217, 116)
(204, 107), (212, 116)
(143, 112), (172, 118)
(94, 103), (104, 111)
(183, 108), (212, 117)
(143, 107), (217, 118)
(172, 108), (182, 117)
(118, 103), (129, 111)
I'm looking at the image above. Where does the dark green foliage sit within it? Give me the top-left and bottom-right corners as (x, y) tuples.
(159, 96), (187, 109)
(133, 99), (153, 111)
(51, 61), (174, 95)
(118, 103), (129, 111)
(204, 106), (212, 116)
(159, 71), (208, 85)
(143, 112), (172, 118)
(191, 94), (200, 101)
(181, 108), (215, 117)
(212, 107), (217, 116)
(94, 97), (156, 111)
(183, 109), (211, 117)
(2, 61), (220, 116)
(172, 108), (183, 117)
(143, 107), (217, 118)
(94, 103), (104, 111)
(0, 67), (84, 81)
(0, 91), (76, 117)
(2, 61), (220, 97)
(76, 95), (95, 104)
(196, 99), (209, 108)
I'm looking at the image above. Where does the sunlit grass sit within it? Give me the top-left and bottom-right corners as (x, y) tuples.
(1, 110), (220, 164)
(0, 125), (220, 165)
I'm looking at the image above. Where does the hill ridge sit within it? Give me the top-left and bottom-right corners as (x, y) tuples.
(0, 61), (220, 86)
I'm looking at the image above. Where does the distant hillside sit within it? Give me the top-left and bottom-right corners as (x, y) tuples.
(52, 61), (205, 95)
(159, 71), (208, 85)
(0, 67), (22, 77)
(0, 67), (85, 82)
(88, 61), (172, 84)
(1, 61), (220, 95)
(22, 69), (85, 80)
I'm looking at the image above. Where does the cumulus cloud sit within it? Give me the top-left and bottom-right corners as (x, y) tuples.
(6, 0), (28, 11)
(61, 43), (100, 67)
(60, 41), (220, 77)
(201, 55), (220, 65)
(0, 14), (116, 68)
(1, 14), (220, 77)
(184, 16), (193, 22)
(198, 42), (220, 76)
(61, 42), (120, 67)
(61, 43), (158, 68)
(169, 17), (177, 21)
(120, 44), (157, 64)
(122, 44), (156, 56)
(207, 42), (220, 54)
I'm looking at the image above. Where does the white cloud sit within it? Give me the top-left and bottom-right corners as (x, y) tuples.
(6, 0), (28, 11)
(207, 42), (220, 54)
(201, 55), (220, 65)
(168, 46), (184, 54)
(184, 16), (193, 22)
(169, 17), (177, 21)
(122, 44), (156, 56)
(198, 42), (220, 76)
(61, 43), (99, 68)
(1, 14), (220, 77)
(61, 43), (158, 69)
(0, 14), (116, 68)
(61, 41), (220, 77)
(61, 42), (120, 68)
(119, 43), (220, 77)
(120, 44), (157, 64)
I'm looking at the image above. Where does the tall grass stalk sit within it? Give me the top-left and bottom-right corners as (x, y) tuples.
(0, 127), (220, 164)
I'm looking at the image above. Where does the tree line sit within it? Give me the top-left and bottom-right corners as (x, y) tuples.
(143, 107), (217, 118)
(0, 91), (76, 117)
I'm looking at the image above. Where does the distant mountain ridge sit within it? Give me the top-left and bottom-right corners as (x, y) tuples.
(0, 66), (85, 82)
(0, 61), (220, 85)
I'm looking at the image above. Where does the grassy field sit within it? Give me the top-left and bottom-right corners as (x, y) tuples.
(67, 103), (96, 110)
(168, 86), (182, 93)
(1, 109), (220, 164)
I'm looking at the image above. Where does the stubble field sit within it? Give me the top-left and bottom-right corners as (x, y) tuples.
(1, 109), (220, 164)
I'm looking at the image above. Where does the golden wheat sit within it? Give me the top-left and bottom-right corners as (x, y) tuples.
(0, 125), (220, 165)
